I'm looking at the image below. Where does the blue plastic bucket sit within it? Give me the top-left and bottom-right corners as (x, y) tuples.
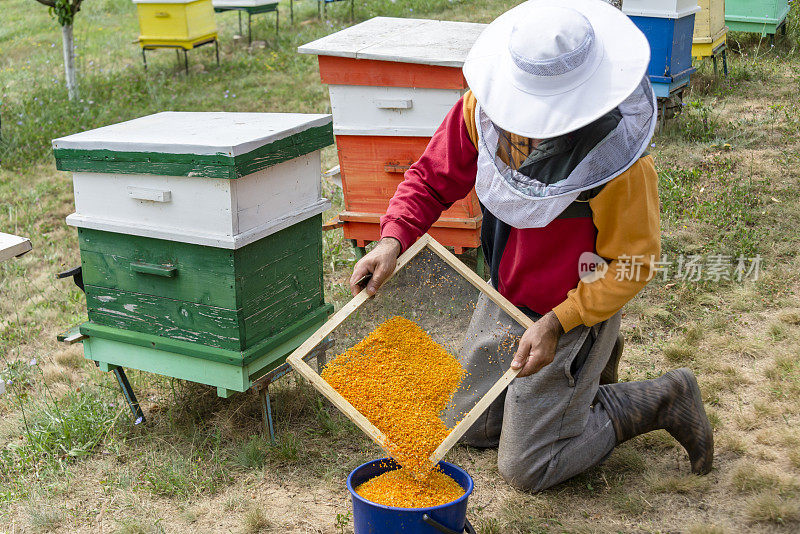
(347, 458), (474, 534)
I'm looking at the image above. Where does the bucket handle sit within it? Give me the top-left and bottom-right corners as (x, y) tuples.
(421, 514), (476, 534)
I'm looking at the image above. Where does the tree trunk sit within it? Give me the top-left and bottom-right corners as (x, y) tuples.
(61, 23), (78, 100)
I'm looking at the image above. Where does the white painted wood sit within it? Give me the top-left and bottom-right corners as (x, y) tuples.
(328, 85), (464, 137)
(67, 198), (329, 249)
(374, 99), (412, 110)
(298, 17), (486, 67)
(234, 152), (322, 235)
(133, 0), (208, 4)
(127, 186), (172, 202)
(52, 112), (331, 157)
(231, 198), (330, 248)
(0, 233), (32, 263)
(212, 0), (277, 7)
(622, 0), (700, 18)
(71, 171), (237, 241)
(69, 152), (327, 248)
(323, 165), (342, 189)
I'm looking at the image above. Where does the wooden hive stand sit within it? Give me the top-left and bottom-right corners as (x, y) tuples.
(52, 112), (336, 431)
(298, 17), (488, 273)
(212, 0), (279, 45)
(134, 0), (220, 74)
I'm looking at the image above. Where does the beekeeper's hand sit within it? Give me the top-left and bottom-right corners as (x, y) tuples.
(511, 311), (563, 377)
(350, 237), (402, 297)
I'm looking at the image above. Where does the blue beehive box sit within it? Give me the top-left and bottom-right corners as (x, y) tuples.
(623, 0), (700, 96)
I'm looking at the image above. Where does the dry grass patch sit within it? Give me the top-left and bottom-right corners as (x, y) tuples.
(733, 409), (763, 432)
(241, 507), (274, 534)
(604, 444), (649, 475)
(768, 321), (790, 341)
(746, 491), (800, 525)
(636, 430), (679, 452)
(647, 473), (711, 494)
(663, 343), (696, 365)
(54, 347), (85, 369)
(26, 502), (64, 532)
(777, 309), (800, 325)
(716, 432), (747, 457)
(687, 525), (725, 534)
(788, 449), (800, 470)
(730, 462), (793, 494)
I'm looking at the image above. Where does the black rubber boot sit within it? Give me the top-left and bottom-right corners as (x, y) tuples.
(600, 333), (624, 385)
(596, 368), (714, 475)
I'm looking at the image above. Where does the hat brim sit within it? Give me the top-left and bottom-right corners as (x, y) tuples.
(463, 0), (650, 139)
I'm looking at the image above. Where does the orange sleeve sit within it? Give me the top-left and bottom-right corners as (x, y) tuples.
(462, 90), (480, 149)
(552, 155), (661, 332)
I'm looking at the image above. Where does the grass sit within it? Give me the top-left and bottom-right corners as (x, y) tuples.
(2, 0), (800, 532)
(242, 508), (273, 534)
(746, 492), (800, 525)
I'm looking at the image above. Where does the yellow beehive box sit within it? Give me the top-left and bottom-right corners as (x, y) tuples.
(693, 0), (727, 44)
(693, 0), (727, 58)
(133, 0), (217, 48)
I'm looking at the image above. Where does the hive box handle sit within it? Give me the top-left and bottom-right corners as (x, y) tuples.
(384, 163), (412, 174)
(131, 262), (177, 278)
(127, 186), (172, 203)
(374, 98), (413, 110)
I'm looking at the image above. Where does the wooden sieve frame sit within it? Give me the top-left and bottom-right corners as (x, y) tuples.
(286, 233), (535, 467)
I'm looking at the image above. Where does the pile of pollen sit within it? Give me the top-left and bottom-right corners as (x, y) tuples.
(321, 316), (466, 507)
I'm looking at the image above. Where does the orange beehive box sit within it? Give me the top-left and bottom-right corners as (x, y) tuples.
(299, 17), (487, 254)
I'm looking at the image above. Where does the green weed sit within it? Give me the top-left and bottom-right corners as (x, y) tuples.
(236, 435), (269, 469)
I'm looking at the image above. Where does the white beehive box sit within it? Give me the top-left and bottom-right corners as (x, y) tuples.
(52, 112), (333, 249)
(298, 17), (486, 137)
(623, 0), (700, 18)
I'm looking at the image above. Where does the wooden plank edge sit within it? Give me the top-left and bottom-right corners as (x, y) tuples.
(430, 366), (519, 466)
(79, 303), (332, 367)
(338, 212), (482, 229)
(287, 353), (389, 451)
(53, 124), (334, 179)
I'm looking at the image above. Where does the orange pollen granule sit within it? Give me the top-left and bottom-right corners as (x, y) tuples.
(355, 466), (464, 508)
(321, 316), (464, 474)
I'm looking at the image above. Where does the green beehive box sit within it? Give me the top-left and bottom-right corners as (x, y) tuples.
(53, 112), (335, 396)
(725, 0), (790, 36)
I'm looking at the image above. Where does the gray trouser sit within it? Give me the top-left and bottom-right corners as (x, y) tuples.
(450, 294), (620, 492)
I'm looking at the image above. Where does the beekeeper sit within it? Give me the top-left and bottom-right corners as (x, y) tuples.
(350, 0), (713, 491)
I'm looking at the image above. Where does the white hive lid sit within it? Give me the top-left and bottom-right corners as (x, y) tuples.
(52, 112), (332, 157)
(212, 0), (278, 7)
(298, 17), (487, 68)
(132, 0), (203, 4)
(0, 233), (32, 263)
(622, 0), (700, 19)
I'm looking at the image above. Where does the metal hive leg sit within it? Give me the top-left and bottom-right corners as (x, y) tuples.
(259, 386), (276, 443)
(113, 367), (146, 425)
